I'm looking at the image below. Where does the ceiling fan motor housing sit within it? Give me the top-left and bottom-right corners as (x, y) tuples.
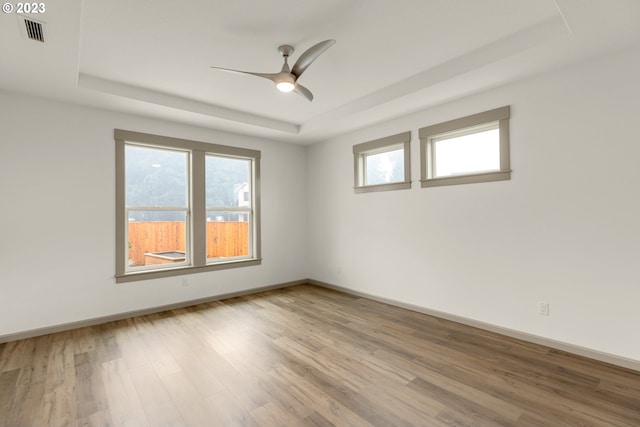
(278, 45), (294, 58)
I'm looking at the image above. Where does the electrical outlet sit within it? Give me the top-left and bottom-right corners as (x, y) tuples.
(182, 278), (189, 287)
(538, 302), (550, 316)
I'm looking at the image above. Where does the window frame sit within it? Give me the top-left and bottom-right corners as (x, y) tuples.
(419, 106), (511, 188)
(124, 144), (192, 274)
(204, 153), (254, 264)
(115, 129), (261, 283)
(353, 131), (411, 193)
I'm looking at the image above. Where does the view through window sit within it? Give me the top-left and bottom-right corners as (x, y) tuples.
(126, 145), (190, 269)
(419, 106), (510, 187)
(364, 146), (405, 186)
(433, 125), (500, 178)
(205, 154), (252, 261)
(353, 131), (411, 193)
(115, 129), (261, 282)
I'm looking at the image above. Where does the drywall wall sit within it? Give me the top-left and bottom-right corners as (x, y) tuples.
(2, 44), (639, 366)
(0, 92), (308, 337)
(307, 44), (640, 362)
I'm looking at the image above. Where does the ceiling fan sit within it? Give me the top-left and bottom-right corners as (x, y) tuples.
(210, 39), (335, 102)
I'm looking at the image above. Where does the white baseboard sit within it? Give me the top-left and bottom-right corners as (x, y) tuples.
(0, 279), (306, 344)
(308, 279), (640, 373)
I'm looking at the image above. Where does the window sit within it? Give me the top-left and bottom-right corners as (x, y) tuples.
(353, 131), (411, 193)
(419, 106), (511, 187)
(124, 145), (190, 271)
(115, 129), (261, 282)
(205, 155), (252, 261)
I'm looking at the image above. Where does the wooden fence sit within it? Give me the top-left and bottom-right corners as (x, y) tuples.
(128, 221), (248, 266)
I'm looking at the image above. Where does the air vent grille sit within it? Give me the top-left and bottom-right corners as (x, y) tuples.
(20, 16), (45, 43)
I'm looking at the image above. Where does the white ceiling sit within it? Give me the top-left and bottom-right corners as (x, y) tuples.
(1, 0), (640, 144)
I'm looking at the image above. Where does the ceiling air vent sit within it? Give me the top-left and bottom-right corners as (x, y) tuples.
(19, 15), (45, 43)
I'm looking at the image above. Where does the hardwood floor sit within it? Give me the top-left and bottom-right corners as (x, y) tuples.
(1, 284), (639, 426)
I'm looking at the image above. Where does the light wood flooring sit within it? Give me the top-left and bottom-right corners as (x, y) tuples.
(1, 284), (639, 426)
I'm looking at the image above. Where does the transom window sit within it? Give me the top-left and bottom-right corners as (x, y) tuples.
(115, 129), (261, 282)
(353, 131), (411, 193)
(420, 106), (511, 187)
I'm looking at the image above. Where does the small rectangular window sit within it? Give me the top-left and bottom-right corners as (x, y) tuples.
(353, 131), (411, 193)
(420, 106), (510, 187)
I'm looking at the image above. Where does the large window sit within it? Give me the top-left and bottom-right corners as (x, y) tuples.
(115, 130), (261, 282)
(419, 106), (511, 187)
(353, 131), (411, 193)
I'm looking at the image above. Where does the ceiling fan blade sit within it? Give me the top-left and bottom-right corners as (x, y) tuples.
(294, 83), (313, 102)
(210, 66), (279, 83)
(291, 39), (335, 78)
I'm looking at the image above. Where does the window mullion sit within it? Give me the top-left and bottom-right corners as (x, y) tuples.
(191, 150), (206, 268)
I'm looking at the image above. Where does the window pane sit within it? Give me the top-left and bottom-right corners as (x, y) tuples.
(365, 147), (404, 185)
(206, 155), (252, 262)
(434, 128), (499, 177)
(205, 155), (250, 207)
(206, 211), (249, 259)
(125, 145), (188, 207)
(127, 211), (187, 268)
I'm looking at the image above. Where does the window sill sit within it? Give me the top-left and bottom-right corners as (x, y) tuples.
(420, 170), (511, 188)
(354, 181), (411, 194)
(116, 258), (262, 283)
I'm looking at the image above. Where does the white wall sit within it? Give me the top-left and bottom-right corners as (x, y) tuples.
(0, 93), (308, 336)
(307, 45), (640, 362)
(2, 45), (639, 366)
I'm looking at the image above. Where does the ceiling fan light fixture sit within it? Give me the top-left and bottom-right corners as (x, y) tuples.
(276, 76), (295, 93)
